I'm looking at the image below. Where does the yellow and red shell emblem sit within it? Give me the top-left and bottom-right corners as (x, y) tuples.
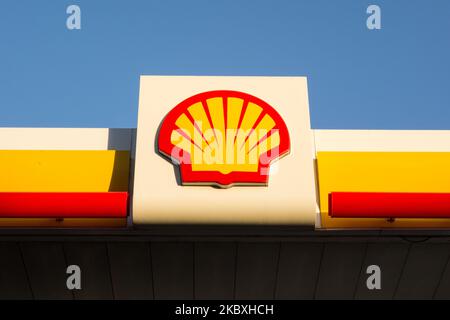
(157, 90), (290, 187)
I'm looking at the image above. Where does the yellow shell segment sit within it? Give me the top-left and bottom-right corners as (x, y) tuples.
(170, 96), (281, 174)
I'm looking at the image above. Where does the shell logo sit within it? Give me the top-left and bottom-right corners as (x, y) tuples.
(157, 90), (291, 188)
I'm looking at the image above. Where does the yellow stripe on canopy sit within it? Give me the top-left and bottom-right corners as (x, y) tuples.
(0, 150), (130, 192)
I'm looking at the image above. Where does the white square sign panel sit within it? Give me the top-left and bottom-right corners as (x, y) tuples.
(133, 76), (317, 225)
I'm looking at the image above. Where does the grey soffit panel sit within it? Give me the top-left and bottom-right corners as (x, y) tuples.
(394, 243), (450, 300)
(64, 242), (114, 300)
(151, 242), (194, 300)
(20, 242), (72, 300)
(432, 252), (450, 299)
(354, 242), (410, 300)
(0, 242), (32, 299)
(107, 242), (154, 299)
(234, 242), (280, 300)
(275, 243), (323, 300)
(194, 242), (236, 300)
(4, 240), (450, 300)
(314, 243), (366, 300)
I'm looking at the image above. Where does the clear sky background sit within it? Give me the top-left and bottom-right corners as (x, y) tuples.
(0, 0), (449, 129)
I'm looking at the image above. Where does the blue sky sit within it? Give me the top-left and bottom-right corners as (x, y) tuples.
(0, 0), (449, 129)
